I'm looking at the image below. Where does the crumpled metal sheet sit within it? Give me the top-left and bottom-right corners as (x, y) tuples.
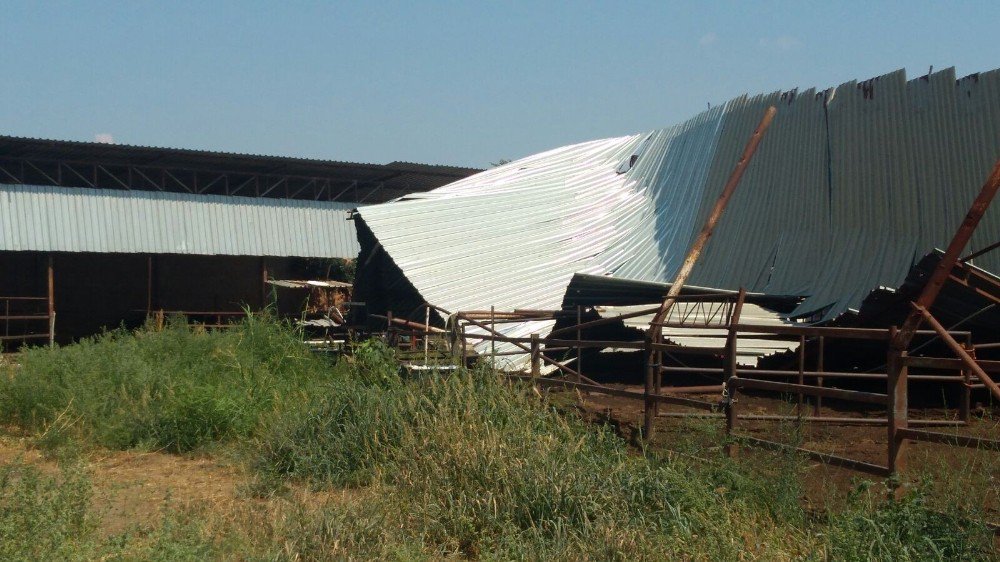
(356, 67), (1000, 363)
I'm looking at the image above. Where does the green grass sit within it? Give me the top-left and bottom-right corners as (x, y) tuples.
(0, 325), (996, 560)
(0, 314), (337, 453)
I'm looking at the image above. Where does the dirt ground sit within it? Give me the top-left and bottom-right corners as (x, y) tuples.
(0, 430), (241, 536)
(1, 387), (996, 540)
(562, 384), (1000, 523)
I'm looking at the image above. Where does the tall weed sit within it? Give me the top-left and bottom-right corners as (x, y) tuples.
(0, 314), (335, 452)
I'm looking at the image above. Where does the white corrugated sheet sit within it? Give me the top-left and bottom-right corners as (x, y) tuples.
(599, 303), (796, 367)
(0, 184), (359, 257)
(356, 68), (1000, 364)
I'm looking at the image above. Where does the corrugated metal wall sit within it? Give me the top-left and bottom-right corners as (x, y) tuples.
(358, 67), (1000, 337)
(0, 184), (359, 257)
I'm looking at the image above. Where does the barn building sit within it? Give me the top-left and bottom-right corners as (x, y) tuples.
(0, 135), (478, 348)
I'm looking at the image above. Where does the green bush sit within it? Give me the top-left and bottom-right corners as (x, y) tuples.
(0, 313), (335, 453)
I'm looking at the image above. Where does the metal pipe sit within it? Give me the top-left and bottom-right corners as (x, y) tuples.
(913, 304), (1000, 403)
(893, 158), (1000, 350)
(651, 107), (777, 330)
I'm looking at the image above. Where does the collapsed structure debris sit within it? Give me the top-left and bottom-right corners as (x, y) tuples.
(355, 68), (1000, 485)
(354, 67), (1000, 361)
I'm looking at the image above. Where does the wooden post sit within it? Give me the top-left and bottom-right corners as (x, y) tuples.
(47, 255), (54, 346)
(490, 305), (496, 370)
(814, 336), (825, 416)
(643, 336), (655, 441)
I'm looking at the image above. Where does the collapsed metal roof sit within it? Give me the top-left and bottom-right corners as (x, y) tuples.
(355, 67), (1000, 348)
(1, 184), (358, 257)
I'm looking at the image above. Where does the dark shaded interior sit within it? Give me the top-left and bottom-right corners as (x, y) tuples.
(0, 251), (315, 349)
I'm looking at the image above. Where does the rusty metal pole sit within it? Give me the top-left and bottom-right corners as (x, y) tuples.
(47, 255), (55, 346)
(643, 335), (655, 441)
(146, 255), (153, 316)
(576, 305), (583, 383)
(652, 107), (776, 323)
(887, 327), (908, 491)
(814, 336), (825, 416)
(386, 310), (393, 346)
(892, 158), (1000, 351)
(490, 305), (496, 370)
(914, 304), (1000, 403)
(960, 334), (972, 423)
(797, 335), (806, 416)
(424, 305), (431, 365)
(651, 107), (777, 389)
(530, 333), (541, 390)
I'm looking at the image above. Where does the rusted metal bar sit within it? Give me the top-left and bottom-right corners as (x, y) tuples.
(643, 336), (655, 440)
(576, 305), (583, 383)
(797, 334), (806, 414)
(370, 315), (448, 333)
(490, 305), (496, 370)
(458, 314), (598, 384)
(509, 373), (715, 410)
(460, 333), (645, 349)
(658, 412), (964, 427)
(47, 255), (54, 346)
(664, 384), (725, 394)
(815, 335), (825, 415)
(961, 334), (972, 423)
(902, 355), (1000, 373)
(530, 333), (540, 381)
(728, 377), (887, 405)
(914, 304), (1000, 403)
(735, 323), (894, 340)
(547, 306), (662, 337)
(887, 342), (908, 483)
(650, 107), (777, 331)
(653, 343), (726, 355)
(896, 427), (1000, 451)
(735, 435), (889, 476)
(960, 239), (1000, 263)
(893, 159), (1000, 351)
(423, 305), (431, 365)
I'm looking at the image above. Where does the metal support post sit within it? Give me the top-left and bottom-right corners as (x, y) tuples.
(814, 336), (825, 415)
(643, 336), (655, 441)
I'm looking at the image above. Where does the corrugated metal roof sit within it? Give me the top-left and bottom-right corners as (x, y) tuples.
(0, 183), (359, 257)
(358, 67), (1000, 341)
(602, 303), (795, 367)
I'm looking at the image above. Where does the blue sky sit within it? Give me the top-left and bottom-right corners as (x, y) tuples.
(2, 1), (997, 168)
